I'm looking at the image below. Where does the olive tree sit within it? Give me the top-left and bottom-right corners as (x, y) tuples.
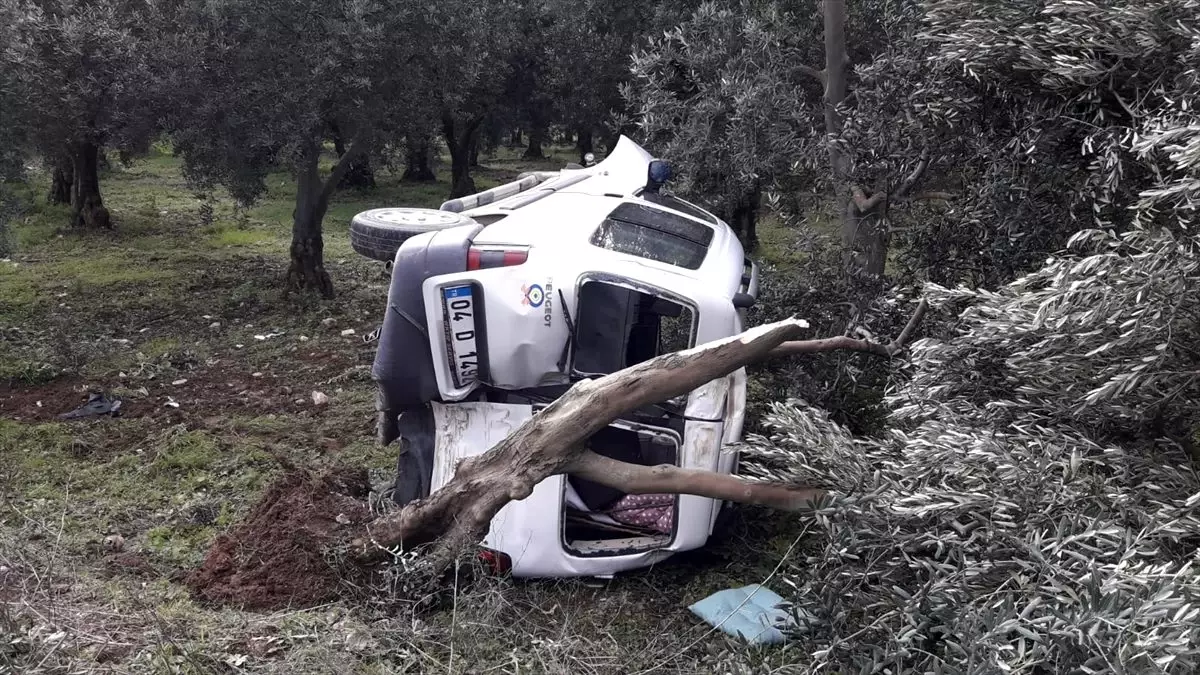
(164, 0), (445, 297)
(1, 0), (159, 228)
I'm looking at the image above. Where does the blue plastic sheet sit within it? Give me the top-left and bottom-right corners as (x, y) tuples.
(687, 584), (797, 645)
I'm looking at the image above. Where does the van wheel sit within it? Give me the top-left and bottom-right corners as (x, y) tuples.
(350, 208), (475, 262)
(392, 404), (436, 506)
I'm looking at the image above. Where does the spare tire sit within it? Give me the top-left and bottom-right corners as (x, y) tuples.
(350, 208), (476, 262)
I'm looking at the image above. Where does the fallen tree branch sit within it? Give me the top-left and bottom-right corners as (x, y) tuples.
(766, 298), (927, 359)
(567, 451), (825, 512)
(353, 318), (813, 564)
(351, 301), (928, 574)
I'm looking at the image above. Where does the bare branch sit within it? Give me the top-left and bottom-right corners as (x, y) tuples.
(350, 301), (928, 573)
(852, 186), (887, 213)
(353, 318), (812, 563)
(766, 299), (928, 360)
(894, 149), (933, 199)
(797, 63), (826, 85)
(568, 451), (826, 511)
(906, 191), (955, 202)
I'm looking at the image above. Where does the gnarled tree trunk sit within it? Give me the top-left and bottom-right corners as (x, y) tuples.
(48, 155), (72, 205)
(443, 113), (483, 199)
(730, 183), (762, 249)
(71, 141), (111, 229)
(522, 127), (545, 160)
(331, 123), (376, 191)
(402, 136), (436, 182)
(286, 138), (369, 298)
(190, 302), (928, 603)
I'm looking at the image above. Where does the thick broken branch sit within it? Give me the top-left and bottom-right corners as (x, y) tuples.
(351, 301), (928, 573)
(766, 299), (928, 360)
(568, 451), (825, 512)
(353, 319), (813, 563)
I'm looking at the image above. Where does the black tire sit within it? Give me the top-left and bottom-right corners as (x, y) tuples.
(350, 208), (476, 263)
(391, 404), (436, 506)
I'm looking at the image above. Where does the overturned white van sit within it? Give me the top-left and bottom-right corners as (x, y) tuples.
(350, 137), (760, 577)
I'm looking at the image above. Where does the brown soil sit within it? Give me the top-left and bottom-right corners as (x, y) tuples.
(185, 466), (372, 610)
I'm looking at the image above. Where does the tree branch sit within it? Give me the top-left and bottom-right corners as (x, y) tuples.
(797, 63), (826, 85)
(567, 451), (826, 511)
(894, 149), (932, 199)
(353, 318), (814, 563)
(350, 300), (928, 573)
(905, 191), (955, 202)
(852, 186), (887, 213)
(766, 298), (928, 360)
(319, 136), (370, 204)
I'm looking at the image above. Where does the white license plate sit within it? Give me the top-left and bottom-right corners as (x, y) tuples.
(442, 285), (479, 388)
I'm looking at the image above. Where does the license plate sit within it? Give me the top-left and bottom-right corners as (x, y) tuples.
(442, 285), (479, 388)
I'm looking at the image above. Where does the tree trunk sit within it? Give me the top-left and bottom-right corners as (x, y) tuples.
(576, 127), (594, 165)
(731, 183), (762, 248)
(601, 132), (620, 157)
(191, 303), (928, 600)
(522, 127), (545, 160)
(468, 132), (481, 168)
(402, 137), (436, 182)
(48, 156), (72, 205)
(843, 197), (889, 278)
(331, 124), (376, 190)
(71, 141), (111, 229)
(510, 128), (522, 147)
(286, 138), (369, 298)
(443, 114), (483, 199)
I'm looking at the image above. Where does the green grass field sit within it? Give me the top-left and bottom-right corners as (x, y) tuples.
(0, 144), (811, 673)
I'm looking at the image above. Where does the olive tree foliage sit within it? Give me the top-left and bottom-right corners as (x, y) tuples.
(0, 0), (158, 229)
(736, 3), (1200, 670)
(0, 5), (25, 187)
(892, 0), (1200, 287)
(163, 0), (446, 297)
(623, 1), (820, 244)
(743, 226), (1200, 671)
(545, 0), (698, 163)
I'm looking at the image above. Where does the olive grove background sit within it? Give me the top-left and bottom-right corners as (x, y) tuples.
(2, 0), (1199, 672)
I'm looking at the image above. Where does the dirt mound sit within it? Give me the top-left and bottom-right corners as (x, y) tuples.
(185, 466), (372, 610)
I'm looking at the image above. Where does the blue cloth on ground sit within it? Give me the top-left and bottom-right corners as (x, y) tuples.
(687, 584), (797, 645)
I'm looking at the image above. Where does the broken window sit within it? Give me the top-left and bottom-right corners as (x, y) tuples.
(571, 280), (695, 380)
(563, 423), (680, 555)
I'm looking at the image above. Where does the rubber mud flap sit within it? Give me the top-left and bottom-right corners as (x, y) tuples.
(391, 404), (436, 506)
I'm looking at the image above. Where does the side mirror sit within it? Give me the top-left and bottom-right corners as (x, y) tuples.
(732, 292), (755, 309)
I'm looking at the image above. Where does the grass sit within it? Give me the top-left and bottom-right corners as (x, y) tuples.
(0, 142), (812, 673)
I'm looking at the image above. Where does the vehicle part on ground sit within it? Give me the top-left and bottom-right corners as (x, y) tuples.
(688, 584), (806, 645)
(59, 391), (122, 420)
(349, 208), (476, 262)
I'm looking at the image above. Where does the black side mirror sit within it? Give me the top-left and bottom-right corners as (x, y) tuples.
(733, 292), (755, 309)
